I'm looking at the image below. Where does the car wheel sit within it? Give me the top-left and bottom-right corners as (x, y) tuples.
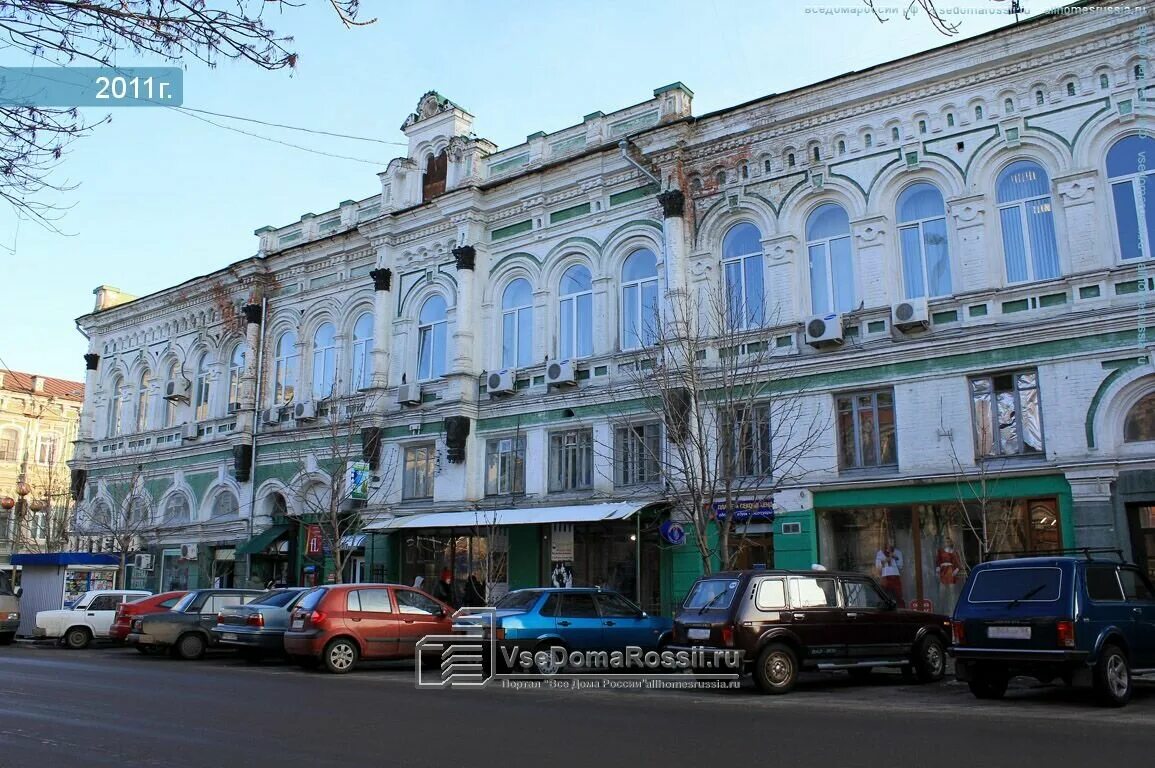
(0, 632), (14, 646)
(176, 633), (207, 661)
(1093, 644), (1132, 708)
(913, 635), (947, 683)
(64, 627), (92, 650)
(323, 638), (359, 674)
(753, 643), (799, 695)
(531, 642), (567, 676)
(967, 665), (1009, 700)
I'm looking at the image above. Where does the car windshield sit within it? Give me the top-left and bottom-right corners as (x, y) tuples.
(294, 588), (326, 613)
(495, 591), (542, 611)
(0, 571), (13, 595)
(968, 567), (1062, 603)
(249, 590), (304, 608)
(683, 579), (740, 610)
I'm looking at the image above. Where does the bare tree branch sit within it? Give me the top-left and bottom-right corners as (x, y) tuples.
(862, 0), (962, 36)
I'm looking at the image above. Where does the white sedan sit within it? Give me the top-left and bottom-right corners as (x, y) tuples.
(35, 590), (152, 649)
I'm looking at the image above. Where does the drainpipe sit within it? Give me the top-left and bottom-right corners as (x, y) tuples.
(246, 296), (269, 586)
(617, 140), (662, 188)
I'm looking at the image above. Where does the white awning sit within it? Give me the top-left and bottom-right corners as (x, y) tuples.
(364, 502), (651, 531)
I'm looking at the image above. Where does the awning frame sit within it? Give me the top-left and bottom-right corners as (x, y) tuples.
(364, 502), (656, 532)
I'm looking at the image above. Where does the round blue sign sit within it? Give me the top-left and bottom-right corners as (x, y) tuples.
(660, 521), (686, 545)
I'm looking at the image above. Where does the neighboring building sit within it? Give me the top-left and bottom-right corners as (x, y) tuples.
(72, 0), (1153, 614)
(0, 370), (84, 574)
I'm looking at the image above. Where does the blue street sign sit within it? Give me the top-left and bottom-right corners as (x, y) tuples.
(710, 498), (775, 523)
(659, 521), (686, 545)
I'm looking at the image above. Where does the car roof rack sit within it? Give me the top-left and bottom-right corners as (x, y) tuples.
(985, 547), (1126, 562)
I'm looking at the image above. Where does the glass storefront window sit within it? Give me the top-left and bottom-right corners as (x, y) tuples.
(401, 530), (508, 606)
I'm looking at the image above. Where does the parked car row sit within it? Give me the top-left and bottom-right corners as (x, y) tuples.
(24, 554), (1155, 708)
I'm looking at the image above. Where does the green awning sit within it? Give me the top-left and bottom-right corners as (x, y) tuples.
(236, 524), (291, 556)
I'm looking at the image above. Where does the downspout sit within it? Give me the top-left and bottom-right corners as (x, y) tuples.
(617, 140), (662, 188)
(246, 296), (269, 586)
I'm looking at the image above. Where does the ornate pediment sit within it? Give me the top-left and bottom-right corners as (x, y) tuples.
(401, 91), (464, 130)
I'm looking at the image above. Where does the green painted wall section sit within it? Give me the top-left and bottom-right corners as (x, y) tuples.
(664, 528), (711, 616)
(366, 533), (396, 582)
(184, 472), (216, 505)
(507, 525), (540, 589)
(491, 220), (533, 241)
(609, 185), (658, 206)
(771, 510), (818, 569)
(549, 202), (591, 224)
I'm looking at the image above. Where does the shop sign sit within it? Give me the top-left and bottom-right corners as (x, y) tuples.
(305, 524), (324, 557)
(550, 524), (574, 561)
(659, 521), (686, 545)
(346, 461), (371, 501)
(709, 498), (775, 522)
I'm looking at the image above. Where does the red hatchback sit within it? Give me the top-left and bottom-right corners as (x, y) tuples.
(110, 591), (187, 645)
(283, 584), (452, 674)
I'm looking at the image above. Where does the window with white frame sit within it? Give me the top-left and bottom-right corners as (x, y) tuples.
(107, 376), (123, 438)
(1107, 136), (1155, 261)
(273, 331), (299, 406)
(193, 353), (211, 421)
(0, 427), (18, 462)
(970, 370), (1044, 458)
(807, 203), (855, 314)
(897, 183), (952, 298)
(615, 423), (661, 486)
(621, 248), (660, 350)
(417, 295), (448, 381)
(350, 313), (373, 391)
(227, 345), (245, 412)
(836, 390), (897, 470)
(211, 491), (239, 518)
(501, 279), (534, 368)
(37, 433), (59, 465)
(997, 161), (1060, 283)
(136, 372), (151, 432)
(722, 223), (765, 330)
(485, 436), (526, 496)
(720, 405), (772, 479)
(312, 322), (338, 400)
(30, 510), (47, 540)
(163, 493), (191, 524)
(549, 429), (593, 492)
(403, 443), (436, 499)
(558, 265), (593, 360)
(163, 362), (179, 428)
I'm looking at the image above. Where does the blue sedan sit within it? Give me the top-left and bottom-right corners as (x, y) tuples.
(454, 588), (672, 674)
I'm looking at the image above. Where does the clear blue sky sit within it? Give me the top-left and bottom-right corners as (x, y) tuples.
(1, 0), (1035, 382)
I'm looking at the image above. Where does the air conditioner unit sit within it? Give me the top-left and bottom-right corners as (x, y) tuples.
(397, 383), (422, 406)
(163, 379), (191, 403)
(293, 400), (317, 421)
(181, 422), (199, 441)
(804, 313), (845, 348)
(179, 543), (198, 561)
(891, 297), (930, 332)
(261, 407), (282, 426)
(133, 553), (154, 571)
(545, 359), (576, 386)
(487, 369), (516, 396)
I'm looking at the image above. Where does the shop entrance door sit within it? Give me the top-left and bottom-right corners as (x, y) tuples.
(1127, 504), (1155, 582)
(734, 535), (774, 570)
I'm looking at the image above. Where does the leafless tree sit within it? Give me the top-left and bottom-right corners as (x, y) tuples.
(71, 464), (159, 587)
(862, 0), (962, 36)
(9, 447), (74, 555)
(606, 284), (828, 575)
(942, 426), (1021, 569)
(0, 0), (373, 227)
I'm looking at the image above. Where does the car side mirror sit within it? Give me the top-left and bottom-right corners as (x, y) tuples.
(14, 587), (22, 598)
(884, 598), (898, 611)
(638, 610), (648, 618)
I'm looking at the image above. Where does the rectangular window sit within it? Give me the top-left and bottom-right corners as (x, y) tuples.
(548, 429), (593, 492)
(37, 434), (59, 465)
(970, 370), (1044, 458)
(967, 567), (1061, 603)
(720, 405), (772, 479)
(755, 579), (787, 610)
(615, 423), (661, 486)
(485, 437), (526, 496)
(836, 390), (897, 470)
(403, 444), (436, 500)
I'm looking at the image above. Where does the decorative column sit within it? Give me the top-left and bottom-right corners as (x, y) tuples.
(658, 188), (690, 342)
(451, 245), (477, 373)
(80, 352), (100, 440)
(368, 267), (393, 391)
(851, 215), (889, 308)
(947, 194), (989, 292)
(1056, 172), (1100, 274)
(240, 304), (262, 409)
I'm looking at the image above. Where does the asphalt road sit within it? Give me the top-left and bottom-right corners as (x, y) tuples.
(1, 643), (1152, 768)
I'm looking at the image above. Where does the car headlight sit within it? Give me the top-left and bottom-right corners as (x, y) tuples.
(5, 612), (17, 621)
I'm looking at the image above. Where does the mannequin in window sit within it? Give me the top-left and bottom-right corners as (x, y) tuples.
(875, 541), (905, 607)
(936, 536), (963, 612)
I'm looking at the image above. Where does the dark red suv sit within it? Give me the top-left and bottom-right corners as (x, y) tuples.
(283, 584), (452, 674)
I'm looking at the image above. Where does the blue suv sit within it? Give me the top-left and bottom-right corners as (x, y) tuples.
(949, 553), (1155, 707)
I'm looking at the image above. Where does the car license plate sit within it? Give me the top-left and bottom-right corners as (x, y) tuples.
(221, 632), (238, 641)
(987, 625), (1031, 640)
(687, 628), (711, 640)
(290, 618), (304, 630)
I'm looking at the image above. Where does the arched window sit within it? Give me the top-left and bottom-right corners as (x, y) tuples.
(227, 345), (245, 413)
(1136, 63), (1147, 80)
(211, 491), (239, 518)
(0, 427), (18, 462)
(350, 313), (374, 391)
(837, 140), (846, 155)
(722, 223), (765, 329)
(918, 120), (927, 135)
(891, 126), (900, 142)
(163, 361), (179, 428)
(558, 265), (593, 360)
(1035, 90), (1045, 105)
(273, 331), (299, 405)
(501, 279), (534, 368)
(36, 432), (59, 465)
(1107, 135), (1155, 261)
(1003, 97), (1015, 113)
(1125, 392), (1155, 442)
(974, 104), (984, 121)
(997, 160), (1060, 283)
(764, 159), (772, 173)
(806, 204), (855, 314)
(135, 372), (151, 432)
(89, 500), (112, 529)
(946, 113), (955, 128)
(1100, 73), (1110, 90)
(193, 353), (211, 421)
(897, 183), (952, 298)
(812, 146), (820, 162)
(163, 493), (191, 524)
(1066, 81), (1076, 97)
(715, 170), (727, 186)
(417, 295), (448, 380)
(422, 149), (447, 202)
(621, 249), (660, 350)
(864, 133), (873, 148)
(311, 323), (338, 400)
(787, 153), (796, 168)
(107, 375), (123, 438)
(740, 164), (749, 179)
